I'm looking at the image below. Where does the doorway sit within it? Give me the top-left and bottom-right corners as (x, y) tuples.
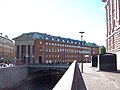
(39, 56), (42, 63)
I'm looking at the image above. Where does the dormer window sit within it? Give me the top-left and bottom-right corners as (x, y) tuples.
(52, 38), (54, 40)
(57, 39), (60, 41)
(46, 37), (48, 40)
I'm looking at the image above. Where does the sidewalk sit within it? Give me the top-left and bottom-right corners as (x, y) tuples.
(79, 63), (120, 90)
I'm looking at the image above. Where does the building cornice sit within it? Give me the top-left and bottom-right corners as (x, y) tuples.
(101, 0), (108, 3)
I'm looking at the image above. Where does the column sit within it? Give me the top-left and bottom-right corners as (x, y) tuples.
(15, 45), (17, 59)
(30, 45), (33, 64)
(19, 45), (22, 64)
(25, 45), (29, 64)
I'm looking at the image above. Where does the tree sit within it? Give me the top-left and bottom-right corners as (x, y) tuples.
(99, 46), (106, 54)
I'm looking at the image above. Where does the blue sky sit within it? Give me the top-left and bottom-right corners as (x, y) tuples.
(0, 0), (106, 46)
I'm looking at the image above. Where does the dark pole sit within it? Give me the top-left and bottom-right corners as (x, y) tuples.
(1, 37), (4, 61)
(79, 31), (85, 73)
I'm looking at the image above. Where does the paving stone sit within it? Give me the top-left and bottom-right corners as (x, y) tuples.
(79, 63), (120, 90)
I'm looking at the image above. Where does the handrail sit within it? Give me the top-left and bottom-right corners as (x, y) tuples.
(52, 60), (87, 90)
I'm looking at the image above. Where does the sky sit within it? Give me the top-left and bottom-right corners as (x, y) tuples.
(0, 0), (106, 46)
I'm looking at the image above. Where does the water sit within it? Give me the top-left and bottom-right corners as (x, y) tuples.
(12, 73), (63, 90)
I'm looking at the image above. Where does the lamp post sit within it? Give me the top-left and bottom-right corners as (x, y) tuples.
(0, 33), (4, 61)
(79, 31), (85, 73)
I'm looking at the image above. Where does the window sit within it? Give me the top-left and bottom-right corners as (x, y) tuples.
(46, 37), (48, 40)
(55, 49), (57, 52)
(49, 49), (51, 52)
(49, 43), (51, 45)
(58, 49), (59, 52)
(57, 39), (60, 41)
(52, 48), (54, 52)
(52, 55), (54, 57)
(39, 41), (42, 44)
(52, 38), (54, 40)
(46, 42), (48, 45)
(52, 43), (54, 45)
(39, 48), (42, 51)
(46, 48), (48, 52)
(49, 55), (51, 57)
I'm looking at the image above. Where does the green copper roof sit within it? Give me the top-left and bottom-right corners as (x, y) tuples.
(22, 32), (98, 47)
(32, 33), (40, 39)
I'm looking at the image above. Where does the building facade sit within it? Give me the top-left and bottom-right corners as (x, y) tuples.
(13, 32), (99, 64)
(0, 35), (14, 61)
(102, 0), (120, 67)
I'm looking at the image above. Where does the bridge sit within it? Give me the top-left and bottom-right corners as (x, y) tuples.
(28, 63), (70, 74)
(0, 61), (86, 90)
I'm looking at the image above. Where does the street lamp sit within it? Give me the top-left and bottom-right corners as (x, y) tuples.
(1, 36), (4, 61)
(79, 31), (85, 73)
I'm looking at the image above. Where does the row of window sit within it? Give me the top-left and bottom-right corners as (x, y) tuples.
(40, 41), (90, 50)
(0, 46), (13, 52)
(45, 42), (65, 46)
(45, 55), (79, 58)
(43, 36), (80, 44)
(45, 48), (90, 54)
(0, 38), (13, 47)
(45, 60), (74, 63)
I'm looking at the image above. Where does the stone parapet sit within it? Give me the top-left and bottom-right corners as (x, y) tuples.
(0, 65), (28, 90)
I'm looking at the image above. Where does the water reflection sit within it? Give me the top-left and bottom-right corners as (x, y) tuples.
(12, 73), (63, 90)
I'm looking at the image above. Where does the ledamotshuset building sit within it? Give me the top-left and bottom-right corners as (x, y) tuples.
(13, 32), (99, 64)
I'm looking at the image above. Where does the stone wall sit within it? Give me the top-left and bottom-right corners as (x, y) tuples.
(0, 65), (28, 90)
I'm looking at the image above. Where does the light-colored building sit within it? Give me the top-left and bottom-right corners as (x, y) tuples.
(102, 0), (120, 67)
(0, 35), (14, 61)
(13, 32), (99, 64)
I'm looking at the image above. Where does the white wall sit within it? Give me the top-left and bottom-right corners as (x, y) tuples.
(115, 51), (120, 69)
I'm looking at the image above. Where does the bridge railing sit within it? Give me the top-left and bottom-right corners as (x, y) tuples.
(52, 60), (87, 90)
(28, 63), (69, 74)
(29, 62), (71, 65)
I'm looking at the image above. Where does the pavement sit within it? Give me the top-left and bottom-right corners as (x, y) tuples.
(79, 63), (120, 90)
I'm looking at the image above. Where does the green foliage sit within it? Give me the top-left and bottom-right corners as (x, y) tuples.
(99, 45), (106, 54)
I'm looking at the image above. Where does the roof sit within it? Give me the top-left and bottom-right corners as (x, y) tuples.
(0, 35), (13, 43)
(14, 32), (99, 47)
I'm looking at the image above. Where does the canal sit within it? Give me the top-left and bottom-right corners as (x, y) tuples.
(11, 72), (64, 90)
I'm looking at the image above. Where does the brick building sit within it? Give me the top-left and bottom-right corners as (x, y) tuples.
(102, 0), (120, 67)
(13, 32), (99, 64)
(0, 35), (14, 61)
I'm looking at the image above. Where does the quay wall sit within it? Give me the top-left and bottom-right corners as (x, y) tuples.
(0, 65), (28, 90)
